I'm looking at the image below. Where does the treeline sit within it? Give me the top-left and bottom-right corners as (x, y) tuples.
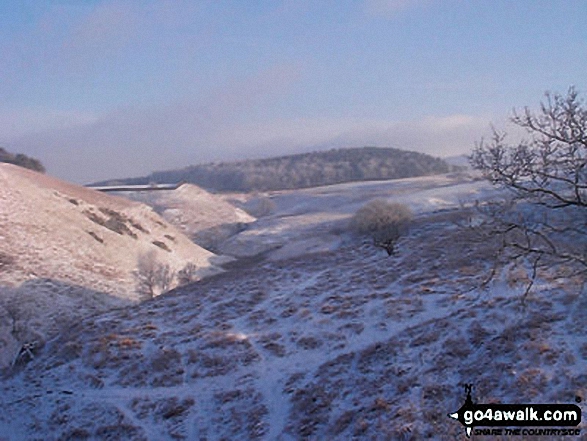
(0, 148), (45, 173)
(99, 147), (455, 192)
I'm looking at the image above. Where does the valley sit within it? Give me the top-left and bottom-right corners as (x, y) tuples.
(1, 167), (585, 440)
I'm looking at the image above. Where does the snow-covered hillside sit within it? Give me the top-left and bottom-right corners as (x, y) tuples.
(1, 172), (584, 440)
(0, 164), (223, 367)
(218, 172), (492, 260)
(118, 183), (255, 251)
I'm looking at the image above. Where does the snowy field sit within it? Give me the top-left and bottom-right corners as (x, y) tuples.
(219, 172), (493, 259)
(0, 173), (585, 440)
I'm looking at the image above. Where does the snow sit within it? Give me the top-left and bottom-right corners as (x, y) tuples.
(0, 171), (585, 440)
(219, 172), (493, 260)
(118, 183), (256, 251)
(0, 164), (223, 369)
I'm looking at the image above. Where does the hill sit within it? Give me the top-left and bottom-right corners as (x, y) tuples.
(95, 147), (454, 192)
(0, 164), (223, 367)
(1, 173), (584, 439)
(216, 173), (492, 259)
(115, 183), (256, 252)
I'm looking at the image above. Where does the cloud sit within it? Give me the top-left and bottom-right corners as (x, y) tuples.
(217, 114), (491, 159)
(9, 63), (305, 183)
(12, 105), (490, 184)
(5, 47), (490, 184)
(0, 108), (99, 140)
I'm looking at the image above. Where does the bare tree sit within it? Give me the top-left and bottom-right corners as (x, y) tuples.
(351, 199), (413, 255)
(0, 291), (42, 368)
(177, 262), (199, 286)
(1, 295), (22, 339)
(135, 251), (175, 300)
(469, 87), (587, 294)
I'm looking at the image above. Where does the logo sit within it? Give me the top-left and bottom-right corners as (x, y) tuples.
(448, 384), (582, 438)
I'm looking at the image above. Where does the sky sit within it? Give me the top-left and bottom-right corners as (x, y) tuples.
(1, 0), (586, 183)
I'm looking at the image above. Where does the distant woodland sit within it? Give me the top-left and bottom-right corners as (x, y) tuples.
(0, 148), (45, 173)
(99, 147), (456, 192)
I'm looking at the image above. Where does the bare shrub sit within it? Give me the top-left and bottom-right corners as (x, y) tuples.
(0, 292), (36, 344)
(242, 195), (276, 218)
(177, 262), (198, 286)
(350, 199), (413, 255)
(135, 251), (175, 300)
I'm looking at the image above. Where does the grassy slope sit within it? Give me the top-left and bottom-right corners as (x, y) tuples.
(0, 204), (585, 440)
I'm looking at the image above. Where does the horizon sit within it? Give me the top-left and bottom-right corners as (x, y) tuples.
(90, 145), (464, 183)
(87, 145), (459, 188)
(1, 0), (585, 184)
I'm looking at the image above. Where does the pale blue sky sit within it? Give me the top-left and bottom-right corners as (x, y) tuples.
(1, 0), (585, 183)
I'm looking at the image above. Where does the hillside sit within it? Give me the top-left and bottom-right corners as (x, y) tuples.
(217, 173), (492, 260)
(0, 164), (223, 367)
(117, 183), (255, 251)
(95, 147), (454, 192)
(1, 174), (584, 440)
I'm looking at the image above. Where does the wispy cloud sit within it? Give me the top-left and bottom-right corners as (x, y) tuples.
(218, 114), (491, 159)
(2, 0), (581, 185)
(0, 108), (98, 140)
(13, 108), (490, 184)
(10, 63), (305, 183)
